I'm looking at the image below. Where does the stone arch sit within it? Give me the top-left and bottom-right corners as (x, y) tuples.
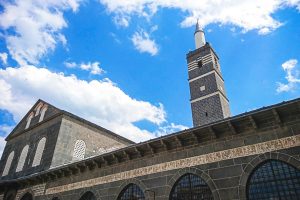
(2, 151), (15, 176)
(32, 137), (47, 167)
(78, 188), (101, 200)
(19, 190), (34, 200)
(166, 167), (220, 200)
(238, 152), (300, 200)
(16, 145), (29, 172)
(114, 178), (151, 200)
(45, 193), (64, 200)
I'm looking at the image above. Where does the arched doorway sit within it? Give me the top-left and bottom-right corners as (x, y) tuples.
(20, 193), (33, 200)
(169, 173), (213, 200)
(79, 191), (96, 200)
(117, 183), (145, 200)
(247, 159), (300, 199)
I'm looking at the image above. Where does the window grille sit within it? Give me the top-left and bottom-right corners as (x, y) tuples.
(169, 173), (213, 200)
(79, 191), (96, 200)
(117, 183), (145, 200)
(38, 105), (48, 122)
(247, 160), (300, 200)
(20, 193), (33, 200)
(2, 151), (14, 176)
(73, 140), (86, 161)
(32, 137), (46, 167)
(16, 145), (29, 172)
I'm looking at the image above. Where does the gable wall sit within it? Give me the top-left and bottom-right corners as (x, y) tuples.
(50, 116), (130, 168)
(0, 116), (62, 180)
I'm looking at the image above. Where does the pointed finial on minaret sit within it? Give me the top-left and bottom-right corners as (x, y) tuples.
(194, 19), (206, 49)
(195, 19), (202, 33)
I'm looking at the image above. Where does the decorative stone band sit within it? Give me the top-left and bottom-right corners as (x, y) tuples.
(188, 54), (212, 71)
(189, 71), (215, 83)
(45, 135), (300, 195)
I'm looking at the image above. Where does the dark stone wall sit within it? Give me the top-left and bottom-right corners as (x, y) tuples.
(0, 116), (62, 180)
(39, 124), (300, 200)
(187, 44), (230, 127)
(50, 117), (131, 168)
(8, 103), (61, 139)
(191, 94), (225, 126)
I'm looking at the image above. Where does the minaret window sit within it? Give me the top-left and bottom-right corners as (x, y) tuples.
(200, 86), (206, 91)
(32, 137), (46, 167)
(16, 145), (29, 172)
(2, 151), (14, 176)
(25, 112), (34, 129)
(73, 140), (86, 161)
(214, 57), (219, 69)
(38, 105), (48, 122)
(198, 60), (203, 68)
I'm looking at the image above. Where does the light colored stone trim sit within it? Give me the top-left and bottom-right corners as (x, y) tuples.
(16, 184), (46, 199)
(188, 54), (212, 71)
(190, 91), (219, 103)
(46, 135), (300, 195)
(189, 71), (215, 83)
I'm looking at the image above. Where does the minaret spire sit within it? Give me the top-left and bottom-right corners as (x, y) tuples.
(194, 19), (206, 49)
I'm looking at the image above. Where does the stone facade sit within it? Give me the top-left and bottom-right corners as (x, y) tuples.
(0, 30), (299, 200)
(187, 43), (231, 126)
(0, 100), (133, 181)
(50, 116), (131, 168)
(0, 97), (299, 200)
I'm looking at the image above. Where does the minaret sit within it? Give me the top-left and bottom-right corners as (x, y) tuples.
(194, 20), (206, 48)
(187, 22), (231, 127)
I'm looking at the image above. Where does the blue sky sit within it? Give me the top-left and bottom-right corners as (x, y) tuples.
(0, 0), (300, 155)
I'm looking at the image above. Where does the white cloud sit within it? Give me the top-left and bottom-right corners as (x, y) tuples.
(64, 61), (105, 75)
(64, 61), (77, 68)
(110, 33), (121, 44)
(0, 136), (6, 158)
(131, 30), (158, 56)
(113, 15), (130, 27)
(0, 53), (8, 65)
(0, 0), (82, 66)
(276, 59), (300, 92)
(0, 125), (14, 157)
(0, 65), (169, 142)
(99, 0), (300, 34)
(154, 123), (188, 137)
(80, 62), (105, 75)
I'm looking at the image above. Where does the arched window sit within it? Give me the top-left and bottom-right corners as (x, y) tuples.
(73, 140), (86, 161)
(79, 191), (96, 200)
(16, 145), (29, 172)
(25, 112), (34, 129)
(35, 103), (43, 116)
(32, 137), (46, 167)
(117, 183), (145, 200)
(169, 173), (213, 200)
(2, 151), (14, 176)
(247, 160), (300, 200)
(20, 193), (33, 200)
(38, 105), (48, 122)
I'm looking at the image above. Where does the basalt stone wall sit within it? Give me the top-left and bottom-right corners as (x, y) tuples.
(0, 116), (62, 180)
(20, 122), (300, 200)
(50, 116), (131, 168)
